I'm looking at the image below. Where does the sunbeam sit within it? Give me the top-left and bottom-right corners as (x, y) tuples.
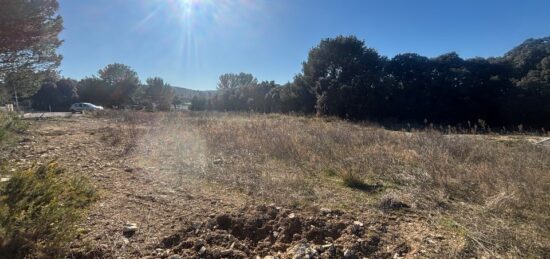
(136, 0), (255, 67)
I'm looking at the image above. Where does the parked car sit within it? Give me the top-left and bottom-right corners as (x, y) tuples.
(70, 103), (104, 113)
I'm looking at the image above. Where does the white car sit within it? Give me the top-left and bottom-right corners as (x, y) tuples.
(70, 103), (104, 113)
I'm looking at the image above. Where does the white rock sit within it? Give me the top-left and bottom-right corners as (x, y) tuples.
(198, 246), (207, 255)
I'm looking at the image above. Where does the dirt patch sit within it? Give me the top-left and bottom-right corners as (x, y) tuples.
(156, 205), (404, 258)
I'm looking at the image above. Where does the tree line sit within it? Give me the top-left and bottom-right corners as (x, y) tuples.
(1, 0), (549, 128)
(32, 63), (179, 111)
(191, 36), (550, 129)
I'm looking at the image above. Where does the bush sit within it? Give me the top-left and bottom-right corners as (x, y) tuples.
(0, 161), (97, 258)
(0, 112), (28, 143)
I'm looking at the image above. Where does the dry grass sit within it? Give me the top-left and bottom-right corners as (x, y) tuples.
(100, 111), (549, 257)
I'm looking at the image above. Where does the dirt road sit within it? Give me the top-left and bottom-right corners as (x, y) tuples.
(22, 112), (81, 119)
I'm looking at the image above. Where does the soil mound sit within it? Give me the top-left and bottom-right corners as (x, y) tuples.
(157, 205), (407, 258)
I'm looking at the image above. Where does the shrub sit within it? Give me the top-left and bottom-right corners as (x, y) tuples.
(0, 112), (28, 143)
(0, 161), (97, 258)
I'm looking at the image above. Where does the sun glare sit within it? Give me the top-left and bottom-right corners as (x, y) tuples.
(135, 0), (262, 68)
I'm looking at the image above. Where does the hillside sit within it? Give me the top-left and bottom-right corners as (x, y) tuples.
(172, 86), (216, 102)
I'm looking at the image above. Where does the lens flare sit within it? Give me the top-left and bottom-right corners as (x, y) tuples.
(135, 0), (266, 69)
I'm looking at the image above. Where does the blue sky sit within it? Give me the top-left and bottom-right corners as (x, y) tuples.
(58, 0), (550, 90)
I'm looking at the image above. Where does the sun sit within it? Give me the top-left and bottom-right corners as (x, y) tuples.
(169, 0), (210, 16)
(135, 0), (259, 67)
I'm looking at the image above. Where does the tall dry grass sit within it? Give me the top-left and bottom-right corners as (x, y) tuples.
(104, 111), (549, 257)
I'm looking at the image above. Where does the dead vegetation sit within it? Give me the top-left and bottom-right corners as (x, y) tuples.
(1, 110), (548, 258)
(123, 111), (549, 257)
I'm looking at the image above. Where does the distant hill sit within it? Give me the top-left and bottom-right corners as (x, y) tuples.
(172, 87), (216, 102)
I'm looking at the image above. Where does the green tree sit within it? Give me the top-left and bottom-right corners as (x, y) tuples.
(302, 35), (384, 118)
(98, 63), (140, 105)
(189, 95), (207, 111)
(0, 0), (63, 102)
(217, 73), (258, 89)
(145, 77), (174, 111)
(32, 78), (78, 111)
(77, 77), (110, 105)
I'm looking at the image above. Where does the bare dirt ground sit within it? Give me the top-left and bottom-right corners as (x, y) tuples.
(2, 114), (547, 258)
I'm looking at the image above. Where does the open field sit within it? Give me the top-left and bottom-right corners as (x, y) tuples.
(1, 111), (549, 258)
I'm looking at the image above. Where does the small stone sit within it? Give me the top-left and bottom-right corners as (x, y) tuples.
(213, 159), (223, 165)
(353, 221), (364, 227)
(122, 223), (138, 237)
(0, 177), (10, 182)
(198, 246), (206, 255)
(321, 244), (333, 249)
(288, 213), (296, 219)
(343, 249), (354, 258)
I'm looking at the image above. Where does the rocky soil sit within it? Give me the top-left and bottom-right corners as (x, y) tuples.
(2, 116), (469, 258)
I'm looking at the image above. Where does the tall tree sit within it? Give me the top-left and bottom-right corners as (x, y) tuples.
(97, 63), (140, 105)
(302, 35), (384, 118)
(77, 77), (110, 105)
(217, 73), (258, 89)
(145, 77), (174, 111)
(0, 0), (63, 103)
(32, 78), (78, 111)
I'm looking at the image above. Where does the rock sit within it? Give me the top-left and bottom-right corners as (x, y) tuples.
(321, 244), (333, 249)
(0, 177), (10, 182)
(343, 249), (356, 258)
(122, 223), (138, 237)
(213, 159), (223, 165)
(198, 246), (207, 255)
(353, 221), (364, 227)
(288, 242), (319, 258)
(288, 213), (296, 219)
